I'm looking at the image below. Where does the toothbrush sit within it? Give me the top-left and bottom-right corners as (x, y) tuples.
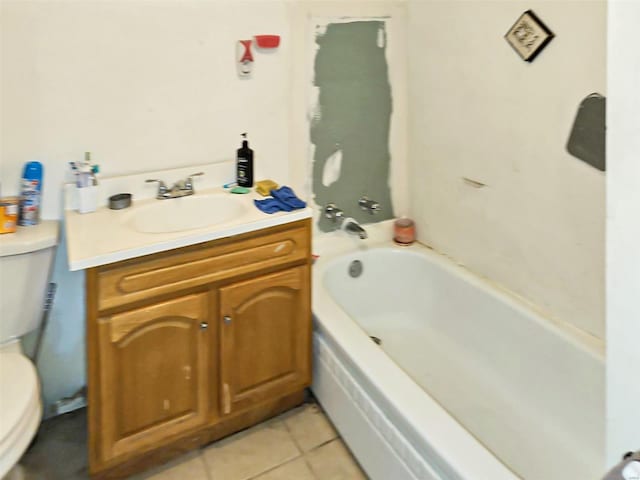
(69, 162), (82, 187)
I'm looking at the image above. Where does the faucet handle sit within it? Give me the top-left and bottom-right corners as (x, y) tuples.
(359, 196), (381, 214)
(185, 172), (204, 191)
(324, 203), (344, 223)
(146, 179), (169, 197)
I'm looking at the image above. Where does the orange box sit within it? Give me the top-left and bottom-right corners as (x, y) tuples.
(0, 197), (19, 234)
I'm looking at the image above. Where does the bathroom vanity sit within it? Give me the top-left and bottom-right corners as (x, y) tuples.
(64, 175), (312, 479)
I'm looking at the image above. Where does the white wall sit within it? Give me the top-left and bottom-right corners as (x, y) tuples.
(606, 0), (640, 466)
(1, 0), (293, 218)
(1, 0), (294, 412)
(1, 0), (407, 413)
(407, 0), (606, 340)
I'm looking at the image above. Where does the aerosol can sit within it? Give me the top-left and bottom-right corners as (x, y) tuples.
(18, 161), (43, 226)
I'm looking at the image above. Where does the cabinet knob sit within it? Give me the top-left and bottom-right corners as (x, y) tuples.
(200, 322), (208, 330)
(223, 315), (232, 325)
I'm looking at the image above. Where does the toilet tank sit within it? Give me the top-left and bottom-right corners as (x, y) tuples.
(0, 221), (59, 343)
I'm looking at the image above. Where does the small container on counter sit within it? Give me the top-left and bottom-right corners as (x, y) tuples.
(77, 185), (98, 214)
(393, 217), (416, 246)
(74, 152), (100, 214)
(108, 193), (132, 210)
(0, 197), (19, 234)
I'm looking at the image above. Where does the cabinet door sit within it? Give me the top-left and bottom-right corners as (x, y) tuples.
(219, 266), (311, 415)
(97, 293), (211, 462)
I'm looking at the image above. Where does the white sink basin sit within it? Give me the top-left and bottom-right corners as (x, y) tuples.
(128, 194), (248, 233)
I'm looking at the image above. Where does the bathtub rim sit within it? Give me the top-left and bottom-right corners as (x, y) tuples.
(312, 222), (604, 480)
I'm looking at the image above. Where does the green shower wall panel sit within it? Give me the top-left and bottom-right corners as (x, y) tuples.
(311, 21), (394, 231)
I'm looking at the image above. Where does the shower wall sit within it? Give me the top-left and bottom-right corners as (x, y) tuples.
(288, 1), (409, 228)
(311, 20), (395, 231)
(407, 0), (606, 339)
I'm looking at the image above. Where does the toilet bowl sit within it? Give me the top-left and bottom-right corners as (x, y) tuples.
(0, 353), (42, 479)
(0, 221), (58, 478)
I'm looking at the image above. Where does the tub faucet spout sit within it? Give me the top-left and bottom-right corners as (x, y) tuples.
(343, 219), (368, 240)
(323, 203), (367, 239)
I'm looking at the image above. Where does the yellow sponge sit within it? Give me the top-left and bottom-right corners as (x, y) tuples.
(255, 179), (279, 196)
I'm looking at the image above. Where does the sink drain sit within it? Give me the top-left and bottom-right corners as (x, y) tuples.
(370, 336), (382, 345)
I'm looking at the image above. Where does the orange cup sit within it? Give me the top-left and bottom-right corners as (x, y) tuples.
(394, 218), (415, 245)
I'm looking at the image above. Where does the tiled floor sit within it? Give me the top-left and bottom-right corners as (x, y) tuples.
(20, 400), (368, 480)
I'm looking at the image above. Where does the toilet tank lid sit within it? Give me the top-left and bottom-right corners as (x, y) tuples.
(0, 220), (59, 257)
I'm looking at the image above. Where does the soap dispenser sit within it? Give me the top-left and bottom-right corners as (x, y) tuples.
(236, 133), (254, 187)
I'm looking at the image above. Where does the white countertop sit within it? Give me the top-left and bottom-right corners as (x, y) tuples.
(65, 187), (312, 271)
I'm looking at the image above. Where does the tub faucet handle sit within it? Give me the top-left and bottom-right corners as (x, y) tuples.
(324, 203), (344, 224)
(359, 196), (381, 214)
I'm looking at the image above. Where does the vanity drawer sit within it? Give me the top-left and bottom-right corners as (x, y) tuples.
(94, 220), (310, 311)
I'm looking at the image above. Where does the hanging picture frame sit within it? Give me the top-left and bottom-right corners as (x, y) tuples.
(505, 10), (554, 62)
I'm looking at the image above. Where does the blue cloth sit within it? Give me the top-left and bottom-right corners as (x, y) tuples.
(254, 197), (293, 214)
(270, 186), (307, 209)
(253, 186), (306, 214)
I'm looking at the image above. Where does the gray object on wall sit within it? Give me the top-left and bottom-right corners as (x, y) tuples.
(567, 93), (606, 172)
(601, 450), (640, 480)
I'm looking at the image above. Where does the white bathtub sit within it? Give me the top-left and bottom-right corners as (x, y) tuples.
(312, 222), (604, 480)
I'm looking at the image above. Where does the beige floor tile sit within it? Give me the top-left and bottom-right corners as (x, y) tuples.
(254, 458), (316, 480)
(202, 420), (301, 480)
(284, 403), (338, 452)
(305, 439), (367, 480)
(130, 451), (209, 480)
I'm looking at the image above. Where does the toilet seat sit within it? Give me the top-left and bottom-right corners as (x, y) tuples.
(0, 353), (42, 478)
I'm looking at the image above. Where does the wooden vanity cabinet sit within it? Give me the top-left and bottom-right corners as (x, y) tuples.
(219, 266), (310, 415)
(86, 220), (311, 479)
(95, 293), (211, 462)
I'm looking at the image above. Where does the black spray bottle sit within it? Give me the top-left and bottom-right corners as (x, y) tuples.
(236, 133), (254, 187)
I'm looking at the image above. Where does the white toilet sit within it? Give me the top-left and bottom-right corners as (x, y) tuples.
(0, 221), (58, 479)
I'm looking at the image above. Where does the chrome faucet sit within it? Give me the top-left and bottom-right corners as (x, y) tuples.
(145, 179), (169, 199)
(359, 196), (381, 214)
(146, 172), (204, 199)
(343, 219), (368, 239)
(324, 203), (345, 224)
(323, 203), (368, 239)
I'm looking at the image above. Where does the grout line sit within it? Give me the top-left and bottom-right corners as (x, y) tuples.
(200, 417), (304, 480)
(281, 412), (306, 455)
(303, 439), (345, 480)
(244, 454), (304, 480)
(193, 404), (341, 480)
(306, 436), (339, 453)
(301, 452), (321, 480)
(197, 451), (213, 480)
